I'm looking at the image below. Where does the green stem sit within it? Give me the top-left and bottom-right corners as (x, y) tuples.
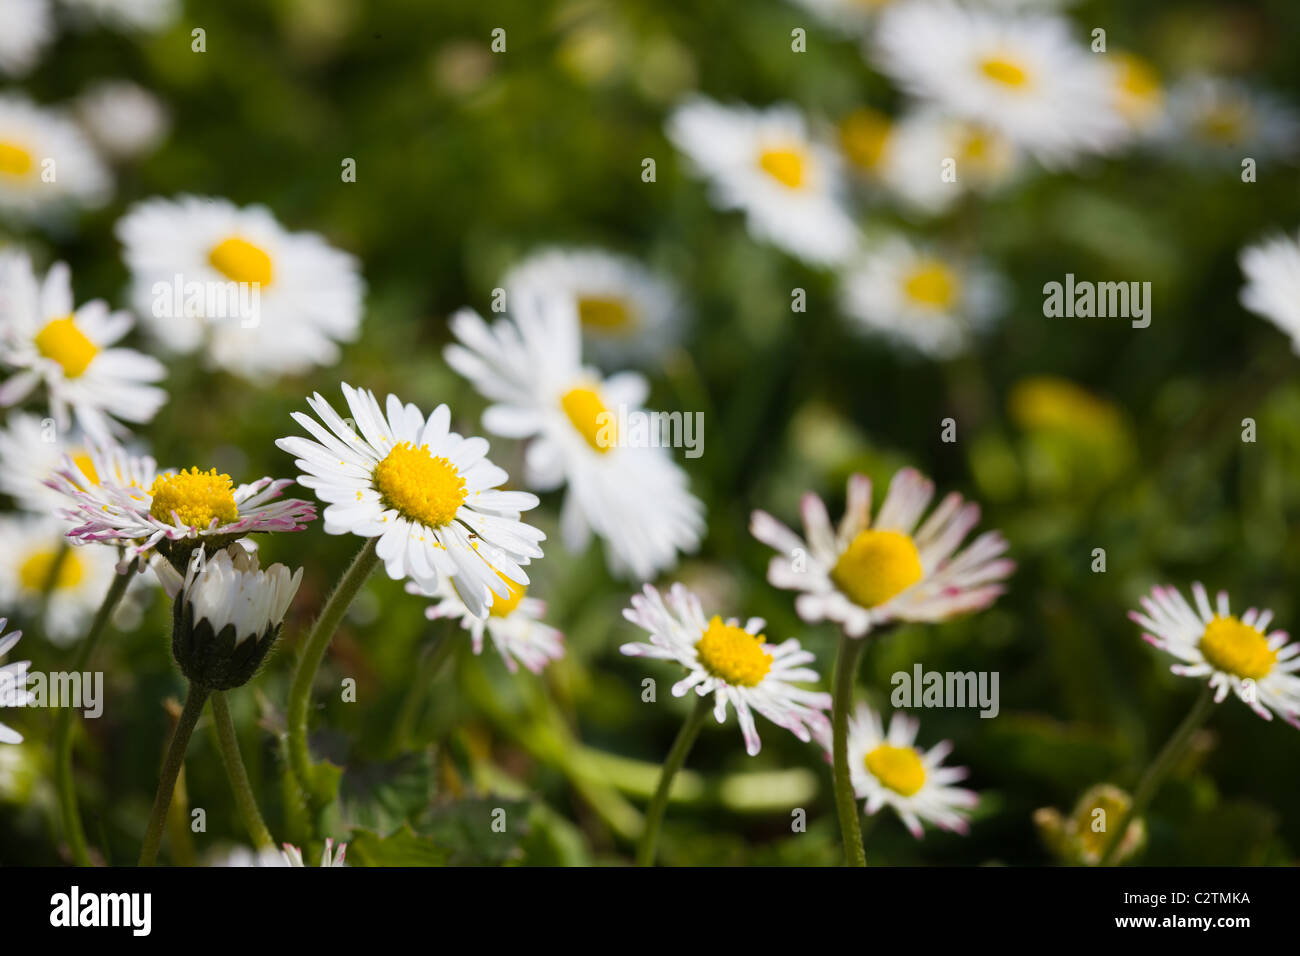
(391, 630), (458, 756)
(637, 694), (712, 866)
(1100, 685), (1215, 866)
(211, 691), (273, 850)
(287, 537), (380, 810)
(55, 567), (131, 866)
(139, 682), (210, 866)
(831, 633), (868, 867)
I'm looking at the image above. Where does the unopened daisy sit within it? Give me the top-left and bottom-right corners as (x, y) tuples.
(1239, 228), (1300, 351)
(872, 1), (1125, 165)
(0, 0), (53, 76)
(0, 94), (111, 220)
(0, 411), (100, 514)
(58, 0), (179, 32)
(410, 573), (564, 674)
(74, 80), (169, 161)
(0, 620), (32, 744)
(666, 96), (859, 266)
(445, 294), (703, 581)
(1158, 75), (1300, 164)
(839, 236), (1007, 358)
(843, 704), (978, 838)
(281, 839), (346, 867)
(0, 251), (166, 442)
(116, 195), (365, 380)
(1130, 583), (1300, 726)
(502, 246), (682, 366)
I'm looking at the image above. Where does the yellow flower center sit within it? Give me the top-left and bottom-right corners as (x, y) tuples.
(831, 529), (924, 609)
(839, 108), (892, 171)
(1197, 104), (1250, 145)
(19, 548), (85, 592)
(148, 468), (239, 528)
(902, 261), (959, 309)
(72, 452), (100, 487)
(864, 743), (926, 796)
(561, 385), (616, 453)
(489, 576), (527, 618)
(1074, 788), (1129, 860)
(694, 616), (772, 687)
(577, 295), (635, 331)
(0, 140), (34, 178)
(34, 317), (99, 378)
(208, 237), (274, 287)
(372, 442), (467, 528)
(1199, 615), (1277, 680)
(758, 147), (807, 189)
(980, 56), (1030, 89)
(1116, 54), (1161, 101)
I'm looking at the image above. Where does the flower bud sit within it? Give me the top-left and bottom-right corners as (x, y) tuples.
(1034, 783), (1146, 866)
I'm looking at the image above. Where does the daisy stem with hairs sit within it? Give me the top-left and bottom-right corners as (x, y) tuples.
(287, 537), (380, 810)
(637, 693), (712, 866)
(392, 629), (457, 756)
(55, 565), (131, 866)
(831, 634), (868, 867)
(210, 691), (273, 850)
(1100, 685), (1215, 866)
(140, 682), (210, 866)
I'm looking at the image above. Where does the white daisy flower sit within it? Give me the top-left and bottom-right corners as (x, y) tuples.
(786, 0), (895, 36)
(502, 247), (682, 367)
(666, 96), (859, 266)
(409, 572), (564, 674)
(1106, 51), (1164, 133)
(751, 468), (1014, 638)
(1158, 75), (1300, 164)
(1130, 583), (1300, 727)
(445, 294), (703, 582)
(839, 236), (1007, 357)
(115, 195), (365, 381)
(0, 94), (111, 221)
(58, 0), (179, 32)
(0, 514), (118, 646)
(208, 845), (288, 867)
(0, 251), (166, 442)
(276, 383), (545, 617)
(74, 80), (169, 161)
(621, 583), (832, 756)
(1239, 228), (1300, 351)
(281, 839), (346, 867)
(872, 1), (1126, 165)
(0, 0), (53, 76)
(0, 410), (100, 514)
(0, 619), (33, 744)
(843, 704), (978, 838)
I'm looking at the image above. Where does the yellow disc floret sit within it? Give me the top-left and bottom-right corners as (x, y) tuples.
(0, 141), (34, 178)
(148, 468), (239, 528)
(695, 616), (773, 687)
(1199, 615), (1277, 681)
(839, 108), (892, 172)
(19, 548), (85, 592)
(864, 743), (926, 797)
(372, 442), (467, 528)
(758, 147), (807, 189)
(902, 261), (959, 309)
(35, 317), (98, 378)
(208, 237), (274, 287)
(577, 296), (634, 331)
(831, 529), (924, 609)
(489, 576), (527, 618)
(980, 56), (1030, 89)
(561, 385), (616, 453)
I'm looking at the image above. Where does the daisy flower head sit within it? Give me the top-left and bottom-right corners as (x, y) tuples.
(0, 250), (166, 442)
(1107, 51), (1164, 133)
(281, 839), (346, 867)
(1239, 228), (1300, 351)
(0, 410), (100, 514)
(445, 293), (703, 582)
(0, 94), (111, 221)
(620, 583), (832, 756)
(666, 96), (859, 267)
(115, 195), (365, 381)
(1130, 583), (1300, 727)
(276, 384), (544, 617)
(838, 235), (1007, 358)
(0, 620), (33, 744)
(751, 468), (1014, 638)
(872, 1), (1126, 166)
(502, 246), (683, 367)
(1158, 75), (1300, 165)
(0, 0), (53, 76)
(843, 704), (978, 838)
(74, 80), (169, 161)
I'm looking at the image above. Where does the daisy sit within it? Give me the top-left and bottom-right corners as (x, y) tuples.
(1239, 228), (1300, 351)
(1107, 52), (1164, 132)
(115, 195), (365, 380)
(0, 410), (100, 514)
(843, 704), (978, 838)
(502, 246), (683, 366)
(0, 251), (166, 442)
(281, 839), (346, 867)
(0, 94), (111, 221)
(445, 293), (703, 581)
(0, 514), (118, 646)
(838, 236), (1007, 357)
(409, 573), (564, 674)
(621, 582), (832, 756)
(58, 0), (179, 32)
(0, 620), (32, 744)
(666, 96), (859, 266)
(1158, 75), (1300, 164)
(872, 1), (1126, 165)
(209, 845), (288, 867)
(1129, 583), (1300, 727)
(751, 468), (1013, 638)
(276, 383), (544, 616)
(74, 80), (169, 161)
(0, 0), (53, 76)
(786, 0), (896, 36)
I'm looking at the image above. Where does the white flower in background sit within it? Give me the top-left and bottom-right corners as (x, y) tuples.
(503, 247), (683, 367)
(1130, 584), (1300, 728)
(0, 251), (166, 442)
(1106, 51), (1164, 133)
(0, 0), (53, 76)
(751, 468), (1014, 638)
(208, 845), (288, 867)
(276, 384), (544, 617)
(445, 294), (704, 581)
(666, 97), (859, 266)
(1158, 75), (1300, 164)
(872, 1), (1126, 165)
(0, 95), (111, 220)
(0, 411), (100, 514)
(116, 195), (365, 380)
(281, 839), (346, 867)
(58, 0), (179, 32)
(0, 620), (33, 744)
(74, 80), (169, 160)
(409, 573), (564, 675)
(1239, 228), (1300, 351)
(0, 514), (118, 646)
(786, 0), (896, 36)
(839, 236), (1007, 358)
(842, 704), (978, 838)
(620, 583), (832, 756)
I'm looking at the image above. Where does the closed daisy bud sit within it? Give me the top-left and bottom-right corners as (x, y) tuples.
(1035, 784), (1146, 866)
(171, 545), (302, 690)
